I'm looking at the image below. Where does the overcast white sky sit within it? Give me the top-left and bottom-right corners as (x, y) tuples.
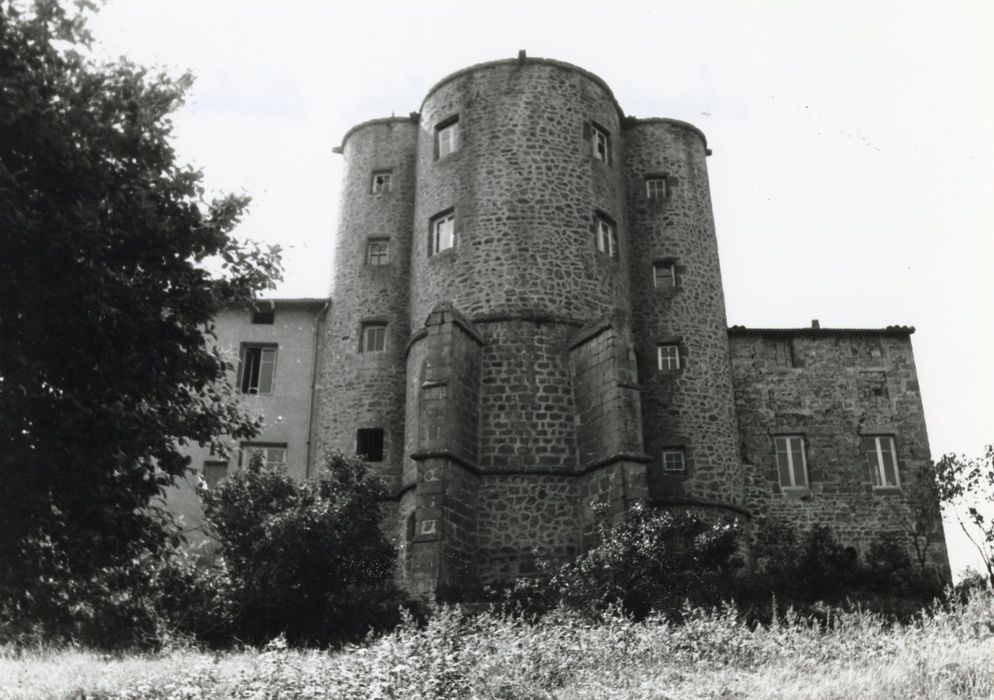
(88, 0), (993, 577)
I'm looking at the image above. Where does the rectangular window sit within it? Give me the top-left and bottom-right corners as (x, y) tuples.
(436, 117), (459, 158)
(202, 460), (228, 488)
(361, 323), (387, 352)
(653, 262), (676, 288)
(430, 211), (455, 255)
(595, 215), (618, 259)
(366, 239), (389, 266)
(251, 310), (274, 325)
(775, 435), (808, 488)
(646, 177), (667, 200)
(371, 171), (392, 193)
(592, 123), (610, 162)
(657, 344), (680, 371)
(238, 344), (277, 394)
(661, 448), (686, 472)
(356, 428), (385, 462)
(862, 435), (900, 488)
(239, 444), (287, 469)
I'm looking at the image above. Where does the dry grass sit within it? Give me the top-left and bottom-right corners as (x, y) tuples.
(2, 592), (992, 700)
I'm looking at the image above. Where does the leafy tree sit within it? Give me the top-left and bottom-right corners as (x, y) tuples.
(897, 462), (945, 576)
(0, 1), (280, 641)
(198, 453), (405, 645)
(935, 446), (994, 586)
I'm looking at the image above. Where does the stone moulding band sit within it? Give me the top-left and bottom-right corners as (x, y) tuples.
(649, 497), (753, 519)
(400, 449), (651, 482)
(404, 312), (588, 359)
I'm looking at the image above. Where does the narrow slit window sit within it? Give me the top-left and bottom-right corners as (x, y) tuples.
(774, 435), (808, 488)
(592, 123), (610, 162)
(238, 345), (277, 394)
(657, 344), (680, 371)
(361, 323), (387, 352)
(356, 428), (385, 462)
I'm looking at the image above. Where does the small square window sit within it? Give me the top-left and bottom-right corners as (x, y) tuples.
(595, 214), (618, 259)
(361, 323), (387, 352)
(367, 239), (389, 266)
(238, 344), (277, 394)
(436, 117), (459, 158)
(591, 123), (610, 162)
(251, 310), (275, 325)
(662, 448), (686, 472)
(239, 444), (287, 469)
(653, 262), (676, 288)
(646, 177), (668, 200)
(202, 460), (228, 488)
(775, 435), (808, 488)
(657, 344), (680, 371)
(357, 428), (385, 462)
(371, 171), (392, 193)
(430, 211), (455, 255)
(862, 435), (900, 488)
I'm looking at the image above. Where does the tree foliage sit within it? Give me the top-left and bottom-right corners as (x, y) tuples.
(935, 445), (994, 586)
(197, 453), (406, 645)
(0, 1), (280, 639)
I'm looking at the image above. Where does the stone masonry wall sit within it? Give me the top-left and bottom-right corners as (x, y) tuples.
(730, 329), (950, 576)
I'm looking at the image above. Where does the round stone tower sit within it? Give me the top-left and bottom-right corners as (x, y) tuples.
(312, 118), (418, 496)
(623, 119), (745, 513)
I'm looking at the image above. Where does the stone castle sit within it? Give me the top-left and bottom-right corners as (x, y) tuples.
(175, 55), (950, 592)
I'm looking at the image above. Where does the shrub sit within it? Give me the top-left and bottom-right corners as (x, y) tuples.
(495, 504), (743, 619)
(193, 452), (414, 645)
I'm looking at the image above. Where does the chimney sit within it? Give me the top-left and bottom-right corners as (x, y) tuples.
(518, 49), (527, 64)
(811, 319), (820, 329)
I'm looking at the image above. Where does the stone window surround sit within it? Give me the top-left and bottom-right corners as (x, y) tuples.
(359, 321), (388, 353)
(656, 336), (684, 371)
(366, 238), (390, 266)
(860, 433), (902, 490)
(371, 170), (392, 194)
(652, 258), (678, 289)
(773, 433), (809, 490)
(590, 119), (611, 163)
(645, 174), (669, 200)
(594, 210), (618, 260)
(661, 447), (686, 472)
(435, 115), (460, 159)
(429, 208), (456, 256)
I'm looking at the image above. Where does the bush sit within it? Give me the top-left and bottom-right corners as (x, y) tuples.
(494, 504), (743, 619)
(188, 452), (415, 645)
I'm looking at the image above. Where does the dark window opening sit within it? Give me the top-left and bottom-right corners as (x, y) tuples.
(251, 310), (275, 324)
(238, 344), (277, 394)
(203, 460), (227, 488)
(357, 428), (385, 462)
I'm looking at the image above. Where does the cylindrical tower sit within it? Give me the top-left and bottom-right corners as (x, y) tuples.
(623, 119), (745, 512)
(312, 118), (418, 494)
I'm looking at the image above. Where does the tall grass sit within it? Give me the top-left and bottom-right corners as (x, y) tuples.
(2, 590), (991, 700)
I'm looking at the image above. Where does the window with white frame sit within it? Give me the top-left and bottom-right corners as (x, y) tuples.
(239, 443), (287, 469)
(591, 122), (610, 162)
(657, 344), (680, 371)
(238, 344), (277, 394)
(430, 211), (455, 255)
(646, 177), (667, 200)
(774, 435), (808, 488)
(360, 323), (387, 352)
(653, 261), (676, 288)
(862, 435), (900, 488)
(661, 448), (686, 472)
(366, 239), (389, 266)
(595, 214), (618, 259)
(436, 117), (459, 158)
(371, 171), (392, 193)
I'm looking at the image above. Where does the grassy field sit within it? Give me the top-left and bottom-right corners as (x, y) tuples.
(2, 592), (992, 700)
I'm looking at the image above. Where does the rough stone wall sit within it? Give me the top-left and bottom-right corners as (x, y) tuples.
(730, 330), (950, 576)
(411, 61), (629, 324)
(476, 320), (578, 472)
(313, 119), (417, 492)
(623, 120), (743, 510)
